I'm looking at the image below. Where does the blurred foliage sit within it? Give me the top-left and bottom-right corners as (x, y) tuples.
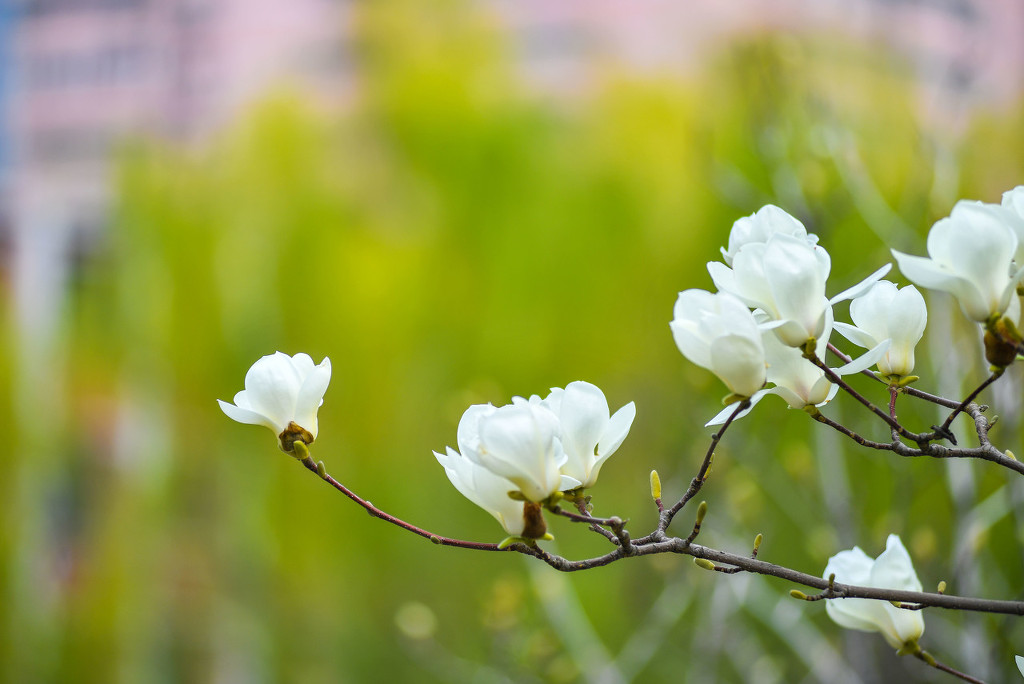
(4, 0), (1024, 682)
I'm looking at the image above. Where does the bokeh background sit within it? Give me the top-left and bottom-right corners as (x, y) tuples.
(2, 0), (1024, 682)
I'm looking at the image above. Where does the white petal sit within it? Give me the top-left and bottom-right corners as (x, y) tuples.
(829, 263), (892, 305)
(218, 399), (276, 431)
(557, 381), (609, 483)
(709, 333), (767, 396)
(587, 401), (636, 487)
(832, 321), (878, 350)
(242, 353), (304, 431)
(597, 401), (636, 461)
(835, 339), (891, 376)
(704, 390), (767, 427)
(293, 357), (331, 438)
(892, 249), (989, 321)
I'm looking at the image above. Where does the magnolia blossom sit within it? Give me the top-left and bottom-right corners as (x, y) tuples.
(720, 204), (819, 266)
(218, 352), (331, 451)
(1016, 654), (1024, 677)
(671, 289), (767, 397)
(834, 281), (927, 380)
(434, 447), (526, 536)
(709, 232), (832, 347)
(893, 200), (1024, 322)
(823, 535), (925, 651)
(457, 402), (578, 502)
(535, 381), (636, 489)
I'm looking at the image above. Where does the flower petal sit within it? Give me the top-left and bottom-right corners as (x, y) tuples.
(835, 339), (890, 376)
(293, 357), (331, 438)
(829, 263), (892, 305)
(832, 321), (878, 350)
(218, 399), (276, 431)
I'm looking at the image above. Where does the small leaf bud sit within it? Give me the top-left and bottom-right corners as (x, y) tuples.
(695, 501), (708, 525)
(693, 558), (716, 571)
(753, 534), (763, 552)
(1006, 450), (1017, 461)
(649, 470), (662, 500)
(937, 580), (947, 594)
(789, 590), (808, 600)
(316, 461), (327, 479)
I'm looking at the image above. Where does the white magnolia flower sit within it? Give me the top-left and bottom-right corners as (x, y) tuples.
(709, 232), (832, 347)
(218, 352), (331, 451)
(720, 204), (819, 266)
(457, 402), (578, 502)
(536, 381), (636, 489)
(670, 289), (767, 397)
(824, 534), (925, 651)
(434, 447), (526, 536)
(893, 200), (1024, 322)
(834, 281), (927, 380)
(1016, 654), (1024, 678)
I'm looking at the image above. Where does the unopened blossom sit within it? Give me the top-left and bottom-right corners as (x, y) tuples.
(535, 381), (636, 489)
(218, 352), (331, 452)
(893, 200), (1024, 322)
(834, 281), (927, 380)
(823, 534), (925, 651)
(458, 402), (578, 503)
(720, 204), (819, 266)
(710, 232), (833, 347)
(670, 289), (767, 397)
(434, 447), (527, 536)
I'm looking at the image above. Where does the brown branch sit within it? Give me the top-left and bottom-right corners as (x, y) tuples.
(938, 371), (1003, 433)
(295, 453), (504, 552)
(914, 650), (986, 684)
(659, 399), (750, 533)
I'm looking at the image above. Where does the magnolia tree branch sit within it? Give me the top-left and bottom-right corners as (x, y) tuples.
(804, 352), (1024, 476)
(288, 431), (1024, 618)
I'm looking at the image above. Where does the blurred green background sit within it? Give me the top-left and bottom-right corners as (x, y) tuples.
(3, 1), (1024, 682)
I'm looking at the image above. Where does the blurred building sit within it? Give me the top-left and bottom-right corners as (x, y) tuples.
(0, 0), (1022, 341)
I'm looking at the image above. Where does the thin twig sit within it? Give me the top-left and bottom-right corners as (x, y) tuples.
(914, 651), (986, 684)
(660, 399), (750, 532)
(938, 371), (1003, 433)
(805, 353), (930, 444)
(296, 455), (503, 551)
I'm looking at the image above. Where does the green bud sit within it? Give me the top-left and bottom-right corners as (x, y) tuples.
(650, 470), (662, 500)
(316, 461), (327, 479)
(693, 558), (716, 571)
(1006, 450), (1017, 461)
(695, 501), (708, 525)
(506, 490), (527, 501)
(753, 534), (763, 551)
(889, 600), (903, 608)
(937, 580), (947, 594)
(895, 375), (920, 387)
(789, 590), (808, 600)
(429, 535), (442, 545)
(291, 440), (310, 460)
